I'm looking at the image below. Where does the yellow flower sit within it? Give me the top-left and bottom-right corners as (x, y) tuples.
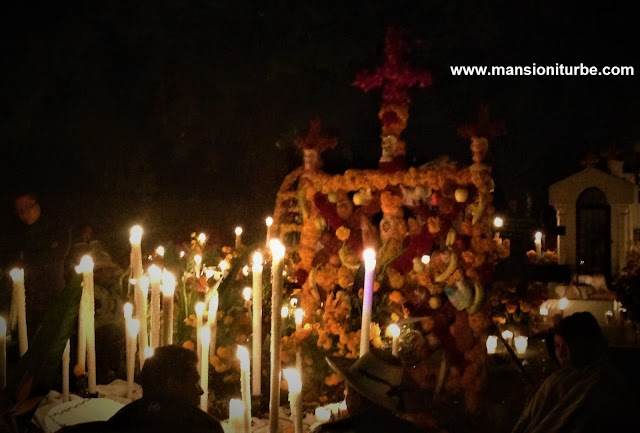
(336, 226), (351, 242)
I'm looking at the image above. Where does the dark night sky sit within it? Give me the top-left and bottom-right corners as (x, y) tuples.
(1, 0), (639, 247)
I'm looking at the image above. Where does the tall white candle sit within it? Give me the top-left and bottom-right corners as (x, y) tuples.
(208, 289), (219, 356)
(295, 308), (303, 373)
(534, 232), (542, 258)
(265, 217), (273, 246)
(161, 271), (175, 346)
(76, 255), (96, 394)
(138, 276), (150, 367)
(62, 339), (70, 402)
(199, 327), (211, 412)
(237, 346), (251, 433)
(235, 227), (243, 250)
(148, 265), (162, 349)
(9, 268), (28, 356)
(229, 399), (245, 433)
(387, 323), (400, 357)
(0, 317), (6, 390)
(251, 252), (263, 397)
(195, 302), (205, 370)
(360, 249), (376, 357)
(283, 368), (303, 433)
(269, 239), (285, 433)
(126, 319), (140, 400)
(130, 226), (148, 367)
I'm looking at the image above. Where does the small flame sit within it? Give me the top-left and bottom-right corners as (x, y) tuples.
(10, 268), (24, 282)
(123, 303), (133, 319)
(282, 368), (302, 393)
(75, 255), (94, 273)
(129, 225), (143, 244)
(269, 239), (286, 261)
(386, 323), (401, 338)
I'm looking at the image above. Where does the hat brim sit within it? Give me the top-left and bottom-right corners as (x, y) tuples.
(326, 356), (398, 412)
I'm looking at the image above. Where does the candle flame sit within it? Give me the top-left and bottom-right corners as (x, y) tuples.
(208, 290), (219, 317)
(281, 306), (289, 318)
(363, 248), (376, 268)
(155, 246), (165, 257)
(540, 305), (549, 316)
(282, 368), (302, 393)
(144, 347), (154, 359)
(315, 407), (331, 422)
(502, 330), (513, 340)
(129, 225), (143, 244)
(421, 255), (430, 265)
(229, 399), (245, 418)
(205, 268), (215, 279)
(148, 264), (162, 282)
(269, 239), (286, 261)
(515, 336), (528, 354)
(9, 268), (24, 282)
(237, 345), (250, 370)
(75, 255), (94, 273)
(123, 303), (133, 319)
(219, 260), (229, 271)
(559, 297), (569, 310)
(266, 216), (273, 227)
(242, 265), (250, 276)
(252, 252), (263, 271)
(195, 302), (206, 316)
(194, 254), (202, 265)
(290, 298), (298, 307)
(180, 251), (185, 258)
(294, 308), (304, 326)
(0, 316), (6, 335)
(199, 327), (211, 345)
(198, 233), (207, 244)
(534, 231), (542, 242)
(127, 319), (140, 338)
(486, 335), (498, 354)
(139, 276), (150, 295)
(235, 226), (243, 236)
(386, 323), (401, 338)
(242, 287), (252, 302)
(493, 217), (504, 228)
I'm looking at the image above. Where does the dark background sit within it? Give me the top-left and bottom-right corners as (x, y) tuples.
(1, 0), (638, 257)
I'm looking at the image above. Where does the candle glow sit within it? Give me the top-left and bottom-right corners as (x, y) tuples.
(294, 308), (304, 326)
(486, 335), (498, 354)
(235, 227), (243, 236)
(198, 233), (207, 244)
(281, 306), (289, 318)
(269, 239), (286, 261)
(421, 255), (431, 265)
(9, 268), (24, 282)
(540, 305), (549, 316)
(75, 255), (94, 273)
(242, 287), (252, 302)
(559, 297), (569, 310)
(502, 330), (513, 341)
(155, 246), (165, 257)
(148, 264), (162, 282)
(493, 216), (504, 228)
(266, 217), (273, 227)
(515, 336), (528, 354)
(123, 303), (133, 320)
(129, 225), (143, 245)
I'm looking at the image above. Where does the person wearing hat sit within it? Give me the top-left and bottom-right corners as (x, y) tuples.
(312, 347), (424, 433)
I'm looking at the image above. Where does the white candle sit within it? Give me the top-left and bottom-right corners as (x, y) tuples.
(251, 252), (263, 397)
(148, 265), (162, 349)
(76, 255), (96, 394)
(269, 239), (285, 433)
(62, 339), (70, 402)
(138, 276), (150, 367)
(194, 254), (202, 278)
(515, 336), (528, 355)
(486, 335), (498, 354)
(502, 330), (513, 345)
(161, 271), (175, 346)
(534, 232), (542, 257)
(0, 317), (6, 390)
(360, 249), (376, 357)
(387, 323), (401, 357)
(208, 289), (219, 357)
(130, 226), (148, 367)
(229, 399), (245, 433)
(237, 346), (251, 433)
(295, 308), (304, 372)
(10, 268), (28, 356)
(195, 302), (205, 369)
(283, 368), (303, 433)
(235, 227), (243, 250)
(265, 217), (273, 246)
(199, 327), (211, 412)
(126, 319), (140, 400)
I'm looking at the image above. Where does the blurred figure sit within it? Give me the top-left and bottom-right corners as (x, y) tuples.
(512, 312), (636, 433)
(109, 345), (223, 433)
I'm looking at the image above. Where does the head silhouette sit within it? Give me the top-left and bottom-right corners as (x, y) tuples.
(553, 312), (607, 368)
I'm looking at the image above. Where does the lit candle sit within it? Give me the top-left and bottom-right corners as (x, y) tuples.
(493, 217), (504, 238)
(0, 317), (6, 390)
(534, 232), (542, 257)
(281, 305), (289, 330)
(219, 259), (230, 279)
(76, 255), (96, 394)
(486, 335), (498, 354)
(265, 217), (273, 246)
(126, 318), (140, 400)
(229, 399), (245, 433)
(502, 330), (513, 344)
(387, 323), (401, 357)
(269, 239), (285, 433)
(62, 339), (70, 402)
(194, 254), (203, 278)
(195, 302), (205, 369)
(559, 297), (569, 317)
(199, 327), (211, 412)
(515, 336), (528, 355)
(208, 289), (219, 357)
(148, 265), (162, 349)
(242, 287), (252, 310)
(130, 226), (148, 368)
(315, 407), (331, 423)
(198, 233), (207, 245)
(605, 310), (613, 324)
(421, 255), (431, 265)
(360, 249), (376, 357)
(283, 368), (303, 433)
(155, 246), (165, 257)
(251, 252), (263, 397)
(235, 227), (243, 250)
(237, 346), (251, 433)
(539, 305), (549, 316)
(161, 271), (175, 346)
(295, 308), (304, 373)
(9, 268), (28, 356)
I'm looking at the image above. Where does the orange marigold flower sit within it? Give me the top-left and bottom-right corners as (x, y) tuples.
(427, 217), (441, 234)
(182, 340), (196, 351)
(336, 226), (351, 242)
(358, 288), (364, 299)
(216, 346), (232, 360)
(389, 290), (404, 304)
(325, 373), (342, 386)
(380, 191), (403, 216)
(73, 364), (86, 377)
(506, 303), (517, 314)
(373, 281), (380, 292)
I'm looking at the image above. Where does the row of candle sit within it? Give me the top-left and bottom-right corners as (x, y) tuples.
(486, 333), (529, 355)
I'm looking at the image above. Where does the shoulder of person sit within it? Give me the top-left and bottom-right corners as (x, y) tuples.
(312, 417), (357, 433)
